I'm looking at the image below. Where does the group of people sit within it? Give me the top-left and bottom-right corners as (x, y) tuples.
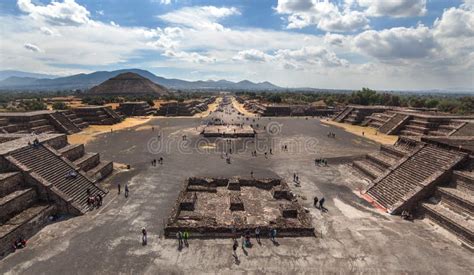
(151, 157), (164, 166)
(86, 188), (102, 208)
(327, 132), (336, 138)
(176, 230), (190, 249)
(293, 173), (300, 183)
(12, 237), (27, 250)
(281, 144), (288, 151)
(232, 227), (278, 260)
(315, 158), (328, 166)
(313, 196), (327, 212)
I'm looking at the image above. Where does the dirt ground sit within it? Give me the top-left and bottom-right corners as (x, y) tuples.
(68, 116), (153, 144)
(322, 119), (398, 145)
(231, 97), (256, 117)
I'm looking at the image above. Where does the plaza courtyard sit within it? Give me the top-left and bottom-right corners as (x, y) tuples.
(0, 101), (472, 274)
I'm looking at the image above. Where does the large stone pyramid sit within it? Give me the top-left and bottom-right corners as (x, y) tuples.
(88, 72), (169, 96)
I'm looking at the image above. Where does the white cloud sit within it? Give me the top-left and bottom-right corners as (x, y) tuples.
(17, 0), (91, 26)
(357, 0), (427, 17)
(324, 32), (345, 46)
(233, 49), (271, 62)
(433, 7), (474, 38)
(163, 50), (216, 64)
(158, 6), (240, 31)
(40, 26), (55, 36)
(24, 43), (41, 52)
(354, 25), (436, 59)
(276, 0), (369, 32)
(275, 46), (348, 67)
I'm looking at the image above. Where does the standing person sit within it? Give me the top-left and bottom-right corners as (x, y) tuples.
(183, 230), (189, 247)
(141, 227), (147, 245)
(124, 184), (129, 198)
(255, 227), (261, 243)
(270, 228), (277, 242)
(293, 173), (296, 181)
(177, 231), (183, 248)
(319, 197), (326, 211)
(313, 196), (319, 208)
(250, 170), (254, 178)
(232, 239), (238, 259)
(117, 183), (121, 195)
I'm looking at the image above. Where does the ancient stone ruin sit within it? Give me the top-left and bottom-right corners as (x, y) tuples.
(164, 177), (314, 238)
(0, 133), (113, 256)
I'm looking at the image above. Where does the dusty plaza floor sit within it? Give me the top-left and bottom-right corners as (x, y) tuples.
(1, 103), (473, 274)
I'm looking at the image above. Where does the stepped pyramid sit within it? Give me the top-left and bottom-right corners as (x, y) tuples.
(88, 72), (169, 96)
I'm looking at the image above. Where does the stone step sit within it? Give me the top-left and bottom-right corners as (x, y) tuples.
(453, 170), (474, 192)
(74, 152), (100, 172)
(400, 130), (421, 136)
(353, 160), (382, 180)
(367, 153), (396, 168)
(0, 203), (55, 257)
(58, 144), (85, 162)
(422, 202), (473, 247)
(86, 161), (113, 182)
(31, 125), (55, 134)
(28, 119), (49, 128)
(9, 145), (106, 212)
(438, 187), (473, 215)
(380, 145), (407, 158)
(0, 188), (37, 224)
(0, 172), (23, 197)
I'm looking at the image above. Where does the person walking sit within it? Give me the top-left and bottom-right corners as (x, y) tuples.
(255, 227), (261, 243)
(124, 184), (129, 198)
(319, 197), (326, 211)
(250, 170), (254, 178)
(141, 227), (147, 245)
(313, 196), (319, 208)
(270, 228), (277, 242)
(177, 231), (183, 248)
(117, 183), (121, 195)
(183, 230), (189, 247)
(232, 239), (238, 259)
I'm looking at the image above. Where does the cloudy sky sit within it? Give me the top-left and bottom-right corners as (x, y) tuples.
(0, 0), (473, 90)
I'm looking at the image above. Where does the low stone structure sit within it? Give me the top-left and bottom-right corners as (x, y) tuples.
(243, 101), (336, 117)
(0, 110), (87, 135)
(156, 97), (216, 116)
(116, 102), (155, 116)
(201, 124), (255, 138)
(72, 106), (123, 125)
(352, 136), (473, 247)
(0, 133), (113, 257)
(164, 177), (314, 238)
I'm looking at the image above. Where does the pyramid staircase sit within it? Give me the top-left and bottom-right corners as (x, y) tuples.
(48, 111), (81, 134)
(422, 170), (473, 247)
(6, 144), (107, 213)
(378, 113), (410, 135)
(333, 107), (353, 123)
(0, 172), (55, 257)
(364, 145), (467, 214)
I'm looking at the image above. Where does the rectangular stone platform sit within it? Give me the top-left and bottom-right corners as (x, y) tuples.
(201, 124), (255, 138)
(164, 177), (314, 238)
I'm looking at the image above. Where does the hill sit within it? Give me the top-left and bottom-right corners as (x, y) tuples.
(0, 69), (282, 91)
(88, 72), (169, 96)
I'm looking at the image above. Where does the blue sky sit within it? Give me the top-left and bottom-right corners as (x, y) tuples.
(0, 0), (473, 90)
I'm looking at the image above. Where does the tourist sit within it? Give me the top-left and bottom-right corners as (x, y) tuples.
(255, 227), (261, 243)
(183, 230), (189, 247)
(117, 183), (121, 194)
(125, 184), (129, 198)
(86, 188), (91, 197)
(269, 148), (272, 154)
(142, 227), (147, 245)
(270, 228), (277, 242)
(232, 239), (238, 258)
(159, 157), (163, 164)
(250, 170), (254, 178)
(96, 193), (102, 207)
(319, 197), (326, 211)
(313, 196), (319, 208)
(295, 175), (299, 183)
(293, 173), (296, 181)
(177, 231), (183, 248)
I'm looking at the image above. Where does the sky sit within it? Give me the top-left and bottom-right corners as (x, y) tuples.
(0, 0), (473, 90)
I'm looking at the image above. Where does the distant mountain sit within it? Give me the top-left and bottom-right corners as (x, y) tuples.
(89, 72), (169, 96)
(0, 69), (282, 91)
(0, 70), (59, 81)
